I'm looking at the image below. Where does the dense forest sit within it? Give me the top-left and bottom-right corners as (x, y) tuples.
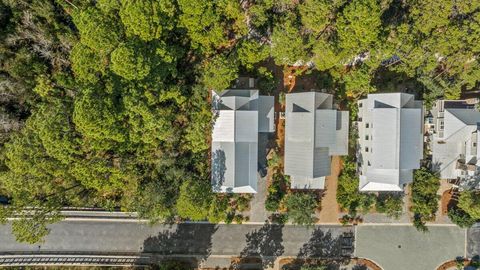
(0, 0), (479, 242)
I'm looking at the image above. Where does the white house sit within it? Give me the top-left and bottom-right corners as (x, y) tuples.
(357, 93), (424, 192)
(211, 89), (274, 193)
(284, 92), (349, 189)
(429, 99), (480, 190)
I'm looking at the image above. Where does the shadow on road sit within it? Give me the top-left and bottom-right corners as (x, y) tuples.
(233, 223), (284, 269)
(141, 223), (218, 268)
(282, 228), (353, 270)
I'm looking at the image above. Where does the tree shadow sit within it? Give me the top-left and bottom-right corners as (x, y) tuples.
(351, 264), (368, 270)
(257, 133), (271, 177)
(211, 149), (226, 192)
(298, 228), (353, 260)
(234, 223), (284, 269)
(281, 228), (353, 269)
(142, 223), (218, 268)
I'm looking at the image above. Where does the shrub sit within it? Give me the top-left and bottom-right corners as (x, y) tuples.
(337, 157), (375, 215)
(376, 193), (403, 219)
(413, 214), (428, 232)
(283, 192), (318, 225)
(265, 172), (288, 212)
(457, 191), (480, 220)
(448, 207), (476, 228)
(411, 168), (440, 229)
(269, 213), (289, 224)
(267, 149), (282, 169)
(235, 195), (251, 212)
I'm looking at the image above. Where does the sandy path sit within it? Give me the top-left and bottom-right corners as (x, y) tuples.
(317, 156), (342, 223)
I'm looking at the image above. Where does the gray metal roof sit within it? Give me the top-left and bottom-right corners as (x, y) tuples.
(432, 108), (480, 180)
(211, 89), (273, 193)
(358, 93), (423, 191)
(285, 92), (349, 189)
(447, 109), (480, 126)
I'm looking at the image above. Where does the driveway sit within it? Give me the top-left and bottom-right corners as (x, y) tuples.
(467, 223), (480, 259)
(356, 225), (466, 270)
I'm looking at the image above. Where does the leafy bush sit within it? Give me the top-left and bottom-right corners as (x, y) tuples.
(267, 149), (282, 170)
(283, 192), (318, 225)
(448, 207), (476, 228)
(300, 266), (327, 270)
(176, 180), (212, 221)
(411, 168), (440, 229)
(269, 213), (289, 224)
(235, 195), (251, 212)
(376, 193), (403, 219)
(337, 157), (375, 215)
(265, 173), (288, 212)
(457, 191), (480, 220)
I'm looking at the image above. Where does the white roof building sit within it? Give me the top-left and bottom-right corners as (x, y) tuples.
(211, 89), (274, 193)
(284, 92), (349, 189)
(357, 93), (423, 192)
(430, 100), (480, 190)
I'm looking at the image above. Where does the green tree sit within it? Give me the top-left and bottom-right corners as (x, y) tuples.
(411, 168), (440, 229)
(237, 40), (269, 69)
(73, 87), (126, 146)
(110, 41), (152, 80)
(336, 157), (375, 215)
(270, 15), (308, 65)
(311, 39), (341, 71)
(283, 192), (318, 225)
(201, 54), (238, 91)
(177, 0), (243, 53)
(448, 207), (476, 228)
(342, 65), (376, 98)
(457, 191), (480, 220)
(73, 6), (122, 54)
(299, 0), (333, 35)
(176, 180), (212, 221)
(208, 195), (229, 223)
(409, 0), (452, 35)
(336, 0), (382, 53)
(119, 0), (175, 41)
(376, 193), (403, 219)
(9, 209), (63, 244)
(183, 86), (212, 154)
(70, 43), (106, 83)
(265, 173), (288, 212)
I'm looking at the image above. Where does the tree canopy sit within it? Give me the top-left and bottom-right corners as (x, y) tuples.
(1, 0), (480, 242)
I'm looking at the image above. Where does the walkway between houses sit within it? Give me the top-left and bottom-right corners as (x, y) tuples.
(248, 133), (270, 223)
(248, 174), (269, 223)
(317, 156), (342, 223)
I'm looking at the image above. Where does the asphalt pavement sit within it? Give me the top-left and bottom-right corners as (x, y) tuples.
(1, 220), (479, 270)
(356, 225), (466, 270)
(468, 223), (480, 259)
(0, 221), (352, 258)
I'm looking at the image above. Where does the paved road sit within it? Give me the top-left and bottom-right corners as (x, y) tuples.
(356, 225), (466, 270)
(0, 221), (352, 258)
(1, 220), (478, 269)
(467, 223), (480, 259)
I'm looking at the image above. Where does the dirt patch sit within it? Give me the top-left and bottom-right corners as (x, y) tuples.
(441, 190), (453, 216)
(435, 179), (454, 222)
(317, 156), (343, 223)
(436, 258), (469, 270)
(353, 258), (383, 270)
